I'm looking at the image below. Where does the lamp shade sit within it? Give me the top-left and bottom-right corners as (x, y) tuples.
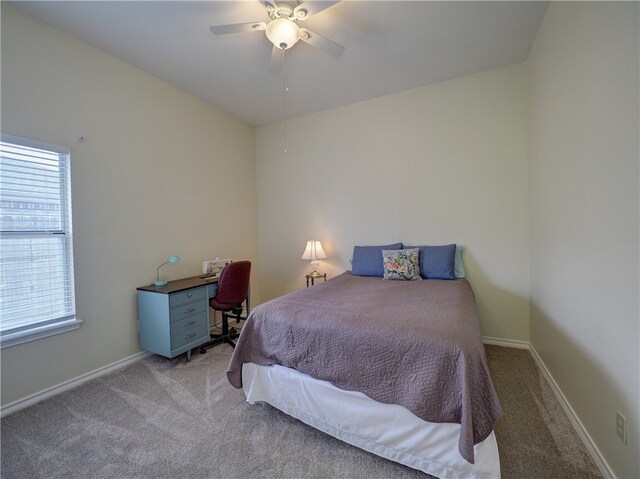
(266, 18), (301, 49)
(301, 240), (327, 261)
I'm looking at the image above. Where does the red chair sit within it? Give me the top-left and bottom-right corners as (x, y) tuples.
(200, 260), (251, 350)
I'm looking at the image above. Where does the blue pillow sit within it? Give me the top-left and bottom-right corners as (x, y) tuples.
(352, 243), (403, 277)
(404, 244), (456, 280)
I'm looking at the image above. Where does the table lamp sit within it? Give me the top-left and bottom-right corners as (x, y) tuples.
(301, 240), (327, 275)
(154, 256), (180, 286)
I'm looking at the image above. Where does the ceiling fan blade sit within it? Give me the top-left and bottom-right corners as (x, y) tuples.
(269, 46), (284, 72)
(258, 0), (278, 13)
(209, 22), (266, 36)
(294, 1), (341, 20)
(299, 28), (345, 57)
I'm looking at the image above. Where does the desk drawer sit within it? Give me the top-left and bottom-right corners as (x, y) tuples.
(171, 313), (207, 336)
(169, 298), (208, 323)
(170, 313), (208, 349)
(169, 287), (206, 308)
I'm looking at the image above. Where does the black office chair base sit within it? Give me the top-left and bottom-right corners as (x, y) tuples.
(199, 332), (239, 353)
(199, 308), (246, 353)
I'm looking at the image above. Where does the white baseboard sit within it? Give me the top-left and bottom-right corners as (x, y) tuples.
(1, 350), (151, 417)
(529, 344), (615, 479)
(482, 335), (530, 349)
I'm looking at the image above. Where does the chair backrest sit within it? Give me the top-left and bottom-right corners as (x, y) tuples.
(216, 261), (251, 306)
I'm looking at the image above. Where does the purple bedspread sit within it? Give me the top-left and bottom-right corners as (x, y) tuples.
(227, 272), (502, 463)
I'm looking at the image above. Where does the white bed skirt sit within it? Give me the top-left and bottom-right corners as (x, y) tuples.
(242, 363), (500, 479)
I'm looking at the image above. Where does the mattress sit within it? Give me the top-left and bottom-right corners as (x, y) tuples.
(242, 362), (501, 479)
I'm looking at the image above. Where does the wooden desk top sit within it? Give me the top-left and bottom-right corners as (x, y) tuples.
(137, 275), (219, 294)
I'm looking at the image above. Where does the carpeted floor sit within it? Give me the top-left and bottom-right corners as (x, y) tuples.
(485, 346), (601, 479)
(1, 345), (602, 478)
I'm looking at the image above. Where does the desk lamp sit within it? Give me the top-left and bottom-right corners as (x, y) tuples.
(154, 256), (180, 286)
(301, 240), (327, 275)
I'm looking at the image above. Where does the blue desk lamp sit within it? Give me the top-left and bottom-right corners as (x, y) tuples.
(154, 256), (180, 286)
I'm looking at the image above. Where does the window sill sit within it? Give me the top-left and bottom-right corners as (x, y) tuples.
(0, 319), (83, 349)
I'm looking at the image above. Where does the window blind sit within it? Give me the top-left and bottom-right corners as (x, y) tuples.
(0, 137), (76, 336)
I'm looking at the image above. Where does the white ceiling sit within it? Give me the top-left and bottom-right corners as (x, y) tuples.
(12, 1), (548, 126)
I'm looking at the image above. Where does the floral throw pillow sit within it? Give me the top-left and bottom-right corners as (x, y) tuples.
(382, 248), (421, 281)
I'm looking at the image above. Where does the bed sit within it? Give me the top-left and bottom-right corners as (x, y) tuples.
(227, 272), (503, 478)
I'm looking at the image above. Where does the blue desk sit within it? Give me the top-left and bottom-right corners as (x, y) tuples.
(137, 275), (223, 361)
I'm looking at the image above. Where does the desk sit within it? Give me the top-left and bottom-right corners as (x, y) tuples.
(137, 275), (225, 361)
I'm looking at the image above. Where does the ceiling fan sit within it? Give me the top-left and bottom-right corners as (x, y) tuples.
(209, 0), (344, 69)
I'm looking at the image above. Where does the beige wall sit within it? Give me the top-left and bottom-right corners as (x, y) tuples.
(256, 63), (530, 341)
(0, 6), (259, 406)
(4, 7), (638, 478)
(528, 3), (639, 478)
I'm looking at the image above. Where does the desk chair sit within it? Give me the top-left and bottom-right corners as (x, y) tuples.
(200, 260), (251, 351)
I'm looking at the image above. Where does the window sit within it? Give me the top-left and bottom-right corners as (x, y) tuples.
(0, 135), (81, 348)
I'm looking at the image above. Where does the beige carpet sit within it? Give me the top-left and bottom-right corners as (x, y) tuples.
(486, 346), (601, 479)
(1, 345), (602, 478)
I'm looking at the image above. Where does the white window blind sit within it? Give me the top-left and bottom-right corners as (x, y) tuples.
(0, 135), (79, 347)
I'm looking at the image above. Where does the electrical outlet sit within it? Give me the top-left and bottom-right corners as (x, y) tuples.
(616, 410), (627, 444)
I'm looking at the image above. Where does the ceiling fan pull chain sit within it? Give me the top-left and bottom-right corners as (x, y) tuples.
(283, 48), (288, 155)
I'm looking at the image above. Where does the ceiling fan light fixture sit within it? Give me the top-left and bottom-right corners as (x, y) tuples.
(266, 18), (300, 50)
